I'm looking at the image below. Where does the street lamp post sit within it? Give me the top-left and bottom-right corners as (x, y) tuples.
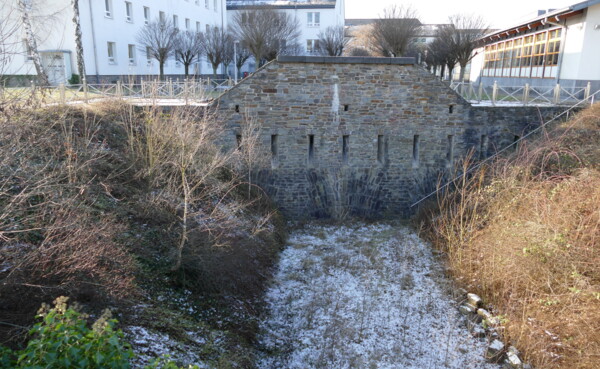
(234, 40), (239, 84)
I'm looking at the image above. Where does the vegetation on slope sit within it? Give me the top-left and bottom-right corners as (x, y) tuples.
(0, 101), (285, 367)
(418, 104), (600, 368)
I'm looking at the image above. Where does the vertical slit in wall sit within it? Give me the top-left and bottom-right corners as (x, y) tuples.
(412, 134), (420, 168)
(377, 135), (384, 164)
(236, 134), (242, 150)
(308, 134), (315, 163)
(271, 134), (278, 168)
(480, 134), (488, 159)
(446, 134), (454, 168)
(342, 135), (349, 163)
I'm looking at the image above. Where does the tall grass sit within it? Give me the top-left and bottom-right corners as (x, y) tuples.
(0, 100), (283, 349)
(418, 104), (600, 368)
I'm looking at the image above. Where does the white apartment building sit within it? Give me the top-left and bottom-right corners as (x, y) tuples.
(3, 0), (227, 85)
(469, 0), (600, 90)
(226, 0), (345, 70)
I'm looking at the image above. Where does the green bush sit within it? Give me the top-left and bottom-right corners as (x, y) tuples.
(1, 296), (133, 369)
(68, 74), (80, 85)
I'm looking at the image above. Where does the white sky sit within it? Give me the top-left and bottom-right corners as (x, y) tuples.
(345, 0), (578, 29)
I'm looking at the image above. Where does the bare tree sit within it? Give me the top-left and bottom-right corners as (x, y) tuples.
(231, 7), (301, 68)
(426, 37), (451, 79)
(371, 5), (421, 57)
(71, 0), (85, 83)
(348, 47), (371, 57)
(137, 18), (179, 80)
(174, 30), (203, 77)
(221, 33), (235, 77)
(0, 7), (21, 80)
(235, 42), (252, 77)
(202, 26), (232, 76)
(317, 26), (348, 56)
(439, 14), (489, 82)
(17, 0), (49, 86)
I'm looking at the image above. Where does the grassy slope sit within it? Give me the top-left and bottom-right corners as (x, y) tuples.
(0, 102), (285, 367)
(419, 104), (600, 368)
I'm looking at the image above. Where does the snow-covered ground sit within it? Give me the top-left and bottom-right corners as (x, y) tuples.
(257, 222), (500, 369)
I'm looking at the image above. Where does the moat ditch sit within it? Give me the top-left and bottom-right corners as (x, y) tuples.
(255, 221), (501, 369)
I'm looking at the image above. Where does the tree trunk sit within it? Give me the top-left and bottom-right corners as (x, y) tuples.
(159, 62), (165, 80)
(71, 0), (86, 83)
(440, 64), (446, 81)
(184, 63), (189, 77)
(18, 0), (49, 86)
(459, 61), (467, 82)
(212, 65), (217, 77)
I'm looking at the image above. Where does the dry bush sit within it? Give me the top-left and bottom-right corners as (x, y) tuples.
(418, 104), (600, 369)
(121, 105), (283, 298)
(0, 103), (140, 345)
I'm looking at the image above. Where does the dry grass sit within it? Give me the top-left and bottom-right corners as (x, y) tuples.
(0, 100), (284, 349)
(417, 104), (600, 368)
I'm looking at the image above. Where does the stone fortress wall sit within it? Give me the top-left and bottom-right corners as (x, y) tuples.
(215, 56), (564, 218)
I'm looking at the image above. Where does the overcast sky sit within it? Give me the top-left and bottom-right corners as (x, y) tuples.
(345, 0), (578, 29)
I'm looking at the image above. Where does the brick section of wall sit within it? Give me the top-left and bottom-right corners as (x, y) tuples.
(215, 58), (564, 219)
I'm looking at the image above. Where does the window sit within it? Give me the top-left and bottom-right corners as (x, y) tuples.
(308, 135), (315, 163)
(125, 1), (132, 22)
(185, 18), (190, 30)
(205, 0), (209, 9)
(22, 39), (33, 61)
(107, 41), (116, 63)
(446, 135), (454, 168)
(214, 0), (217, 12)
(206, 24), (210, 34)
(412, 135), (420, 168)
(307, 12), (320, 27)
(104, 0), (112, 18)
(342, 135), (349, 162)
(159, 11), (165, 22)
(377, 135), (386, 164)
(146, 46), (152, 65)
(196, 21), (201, 32)
(306, 39), (319, 54)
(195, 0), (200, 5)
(271, 135), (278, 168)
(143, 7), (150, 25)
(128, 44), (136, 64)
(480, 135), (488, 159)
(173, 15), (178, 29)
(546, 29), (561, 67)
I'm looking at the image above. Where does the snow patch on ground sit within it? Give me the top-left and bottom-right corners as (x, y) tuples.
(125, 326), (209, 368)
(257, 222), (501, 369)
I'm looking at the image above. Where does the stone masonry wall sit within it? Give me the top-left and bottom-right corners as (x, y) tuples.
(215, 56), (565, 219)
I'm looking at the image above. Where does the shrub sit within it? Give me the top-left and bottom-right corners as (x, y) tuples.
(1, 296), (133, 369)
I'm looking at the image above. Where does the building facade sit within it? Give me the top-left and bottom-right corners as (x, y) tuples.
(226, 0), (345, 70)
(469, 0), (600, 89)
(3, 0), (227, 85)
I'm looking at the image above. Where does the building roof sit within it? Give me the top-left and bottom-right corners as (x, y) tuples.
(480, 0), (600, 43)
(227, 0), (336, 10)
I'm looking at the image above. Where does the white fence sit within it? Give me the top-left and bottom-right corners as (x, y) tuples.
(0, 78), (234, 106)
(450, 81), (598, 106)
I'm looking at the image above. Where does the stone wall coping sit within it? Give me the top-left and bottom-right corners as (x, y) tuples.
(277, 56), (416, 65)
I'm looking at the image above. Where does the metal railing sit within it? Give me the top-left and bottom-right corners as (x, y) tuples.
(450, 81), (597, 106)
(0, 78), (235, 106)
(410, 88), (600, 209)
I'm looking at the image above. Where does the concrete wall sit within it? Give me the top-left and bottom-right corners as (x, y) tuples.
(215, 56), (564, 219)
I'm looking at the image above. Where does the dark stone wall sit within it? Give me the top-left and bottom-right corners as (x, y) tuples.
(215, 57), (565, 219)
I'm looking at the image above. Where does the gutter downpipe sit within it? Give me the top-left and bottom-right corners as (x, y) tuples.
(87, 0), (100, 83)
